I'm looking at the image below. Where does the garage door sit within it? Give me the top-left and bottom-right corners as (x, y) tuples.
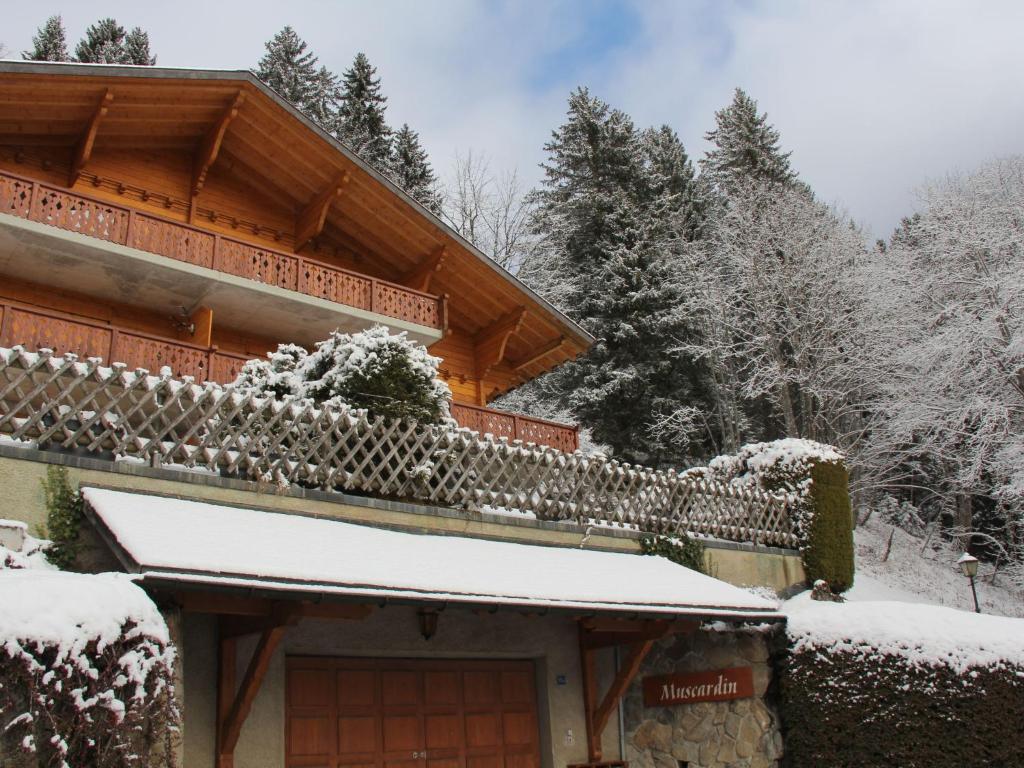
(286, 658), (542, 768)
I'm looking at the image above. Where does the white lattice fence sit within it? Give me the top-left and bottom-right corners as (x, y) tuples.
(0, 347), (799, 547)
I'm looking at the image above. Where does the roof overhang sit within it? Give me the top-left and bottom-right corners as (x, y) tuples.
(0, 61), (595, 387)
(81, 487), (784, 622)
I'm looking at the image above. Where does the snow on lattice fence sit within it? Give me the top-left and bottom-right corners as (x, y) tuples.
(0, 347), (798, 547)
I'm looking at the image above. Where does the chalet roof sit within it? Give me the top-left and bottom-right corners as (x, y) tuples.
(0, 61), (594, 385)
(82, 487), (783, 621)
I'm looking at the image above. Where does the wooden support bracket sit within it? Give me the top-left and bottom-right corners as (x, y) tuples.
(70, 89), (113, 187)
(511, 335), (567, 372)
(192, 91), (245, 197)
(474, 306), (526, 380)
(295, 172), (350, 251)
(216, 604), (299, 768)
(577, 618), (698, 762)
(402, 244), (447, 293)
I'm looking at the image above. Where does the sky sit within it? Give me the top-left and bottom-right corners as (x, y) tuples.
(4, 0), (1024, 237)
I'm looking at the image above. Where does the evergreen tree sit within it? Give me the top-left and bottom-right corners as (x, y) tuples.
(700, 88), (798, 194)
(640, 125), (703, 241)
(519, 88), (708, 467)
(256, 27), (319, 111)
(305, 65), (341, 128)
(123, 27), (156, 65)
(336, 53), (392, 168)
(23, 15), (69, 62)
(390, 124), (441, 213)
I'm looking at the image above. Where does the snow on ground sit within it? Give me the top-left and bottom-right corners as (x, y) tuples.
(850, 516), (1024, 618)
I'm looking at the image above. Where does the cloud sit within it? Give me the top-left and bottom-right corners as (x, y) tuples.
(4, 1), (1024, 235)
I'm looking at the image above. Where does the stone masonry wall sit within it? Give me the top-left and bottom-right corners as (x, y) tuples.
(623, 628), (783, 768)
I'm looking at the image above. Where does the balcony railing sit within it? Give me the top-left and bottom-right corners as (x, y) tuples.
(0, 300), (251, 384)
(450, 402), (579, 453)
(0, 347), (799, 548)
(0, 300), (577, 450)
(0, 170), (445, 331)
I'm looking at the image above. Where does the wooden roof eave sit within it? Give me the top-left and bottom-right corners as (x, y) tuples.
(0, 61), (596, 368)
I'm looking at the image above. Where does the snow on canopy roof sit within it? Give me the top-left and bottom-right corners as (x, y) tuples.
(82, 487), (781, 620)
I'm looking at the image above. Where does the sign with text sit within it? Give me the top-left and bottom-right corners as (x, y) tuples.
(643, 667), (754, 707)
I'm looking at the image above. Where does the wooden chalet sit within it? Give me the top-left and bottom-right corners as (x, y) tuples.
(0, 61), (592, 451)
(0, 62), (804, 768)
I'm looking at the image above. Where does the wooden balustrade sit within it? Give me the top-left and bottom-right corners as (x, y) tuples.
(450, 401), (579, 453)
(0, 169), (444, 330)
(0, 300), (250, 384)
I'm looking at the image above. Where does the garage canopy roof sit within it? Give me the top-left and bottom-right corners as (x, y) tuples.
(82, 488), (783, 621)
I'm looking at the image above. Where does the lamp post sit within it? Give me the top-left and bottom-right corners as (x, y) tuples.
(957, 553), (981, 613)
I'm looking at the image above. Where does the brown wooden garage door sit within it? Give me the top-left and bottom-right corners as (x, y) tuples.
(286, 658), (541, 768)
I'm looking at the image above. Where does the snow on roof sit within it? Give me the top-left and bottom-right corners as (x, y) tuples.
(0, 570), (169, 655)
(783, 594), (1024, 673)
(82, 487), (782, 620)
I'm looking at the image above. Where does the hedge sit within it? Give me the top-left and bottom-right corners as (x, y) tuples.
(801, 460), (854, 591)
(775, 644), (1024, 768)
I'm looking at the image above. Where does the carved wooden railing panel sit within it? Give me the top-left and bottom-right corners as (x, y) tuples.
(128, 213), (216, 269)
(303, 262), (372, 309)
(374, 282), (441, 328)
(32, 186), (129, 243)
(450, 402), (579, 453)
(210, 351), (251, 385)
(0, 170), (444, 330)
(112, 332), (211, 382)
(0, 305), (113, 361)
(0, 347), (799, 548)
(216, 238), (299, 292)
(0, 174), (33, 219)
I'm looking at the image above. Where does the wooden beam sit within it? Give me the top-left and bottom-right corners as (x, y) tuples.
(577, 619), (695, 762)
(295, 172), (350, 251)
(215, 635), (237, 768)
(186, 306), (213, 346)
(218, 623), (288, 765)
(402, 245), (447, 293)
(512, 336), (567, 372)
(593, 639), (654, 738)
(192, 91), (245, 197)
(474, 306), (527, 379)
(69, 89), (112, 186)
(177, 591), (373, 621)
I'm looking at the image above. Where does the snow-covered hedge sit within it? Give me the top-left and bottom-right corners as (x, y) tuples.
(776, 598), (1024, 767)
(687, 439), (854, 590)
(0, 571), (178, 768)
(234, 325), (452, 424)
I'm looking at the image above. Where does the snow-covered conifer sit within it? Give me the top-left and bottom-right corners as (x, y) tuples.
(23, 15), (69, 62)
(256, 27), (320, 112)
(74, 18), (155, 65)
(390, 123), (441, 213)
(336, 53), (393, 168)
(123, 26), (156, 65)
(700, 88), (799, 194)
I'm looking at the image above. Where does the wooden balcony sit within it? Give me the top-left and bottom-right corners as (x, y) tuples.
(0, 169), (445, 333)
(0, 300), (577, 451)
(450, 402), (579, 453)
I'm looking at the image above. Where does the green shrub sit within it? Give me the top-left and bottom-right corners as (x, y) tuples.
(776, 643), (1024, 768)
(639, 533), (706, 573)
(41, 465), (83, 570)
(802, 460), (854, 591)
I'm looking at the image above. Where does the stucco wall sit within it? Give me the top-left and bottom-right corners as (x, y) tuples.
(180, 607), (621, 768)
(0, 449), (806, 594)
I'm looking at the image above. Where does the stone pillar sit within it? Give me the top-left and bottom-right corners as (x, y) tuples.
(622, 628), (784, 768)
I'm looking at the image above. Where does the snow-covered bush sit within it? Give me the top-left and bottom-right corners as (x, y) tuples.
(234, 325), (451, 424)
(0, 571), (178, 768)
(776, 599), (1024, 767)
(688, 438), (854, 591)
